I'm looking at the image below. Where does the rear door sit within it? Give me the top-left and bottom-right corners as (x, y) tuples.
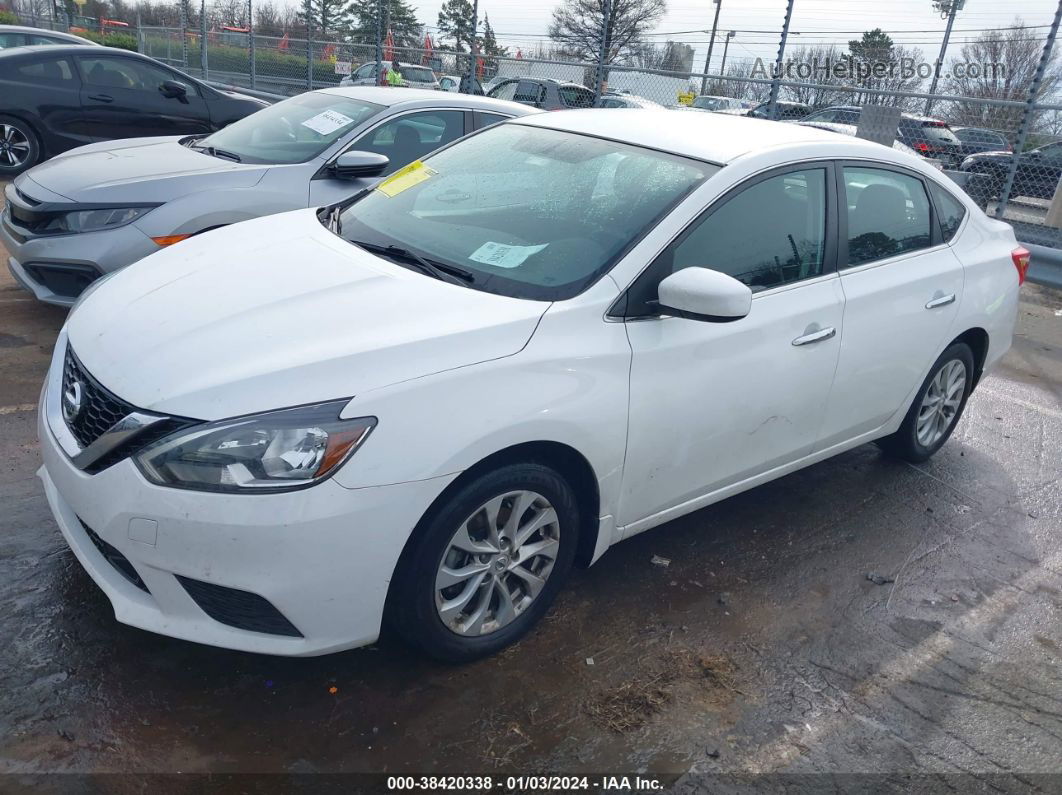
(74, 53), (212, 140)
(4, 54), (88, 153)
(816, 162), (964, 449)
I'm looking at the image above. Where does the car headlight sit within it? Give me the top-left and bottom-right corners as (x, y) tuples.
(135, 400), (375, 493)
(41, 206), (157, 235)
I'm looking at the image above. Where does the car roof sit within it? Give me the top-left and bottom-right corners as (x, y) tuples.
(0, 42), (144, 58)
(513, 108), (914, 165)
(0, 24), (96, 41)
(318, 85), (539, 116)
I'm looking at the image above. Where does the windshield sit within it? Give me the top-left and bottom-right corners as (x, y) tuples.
(919, 122), (960, 144)
(197, 92), (383, 164)
(693, 97), (725, 110)
(335, 124), (716, 300)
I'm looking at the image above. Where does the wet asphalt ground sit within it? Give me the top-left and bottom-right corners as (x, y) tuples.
(1, 183), (1061, 790)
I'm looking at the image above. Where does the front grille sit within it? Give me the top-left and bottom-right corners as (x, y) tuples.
(25, 263), (100, 299)
(177, 576), (303, 638)
(62, 347), (138, 450)
(79, 519), (150, 593)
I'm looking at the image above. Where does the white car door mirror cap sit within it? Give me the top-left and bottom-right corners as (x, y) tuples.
(333, 151), (390, 179)
(657, 267), (752, 322)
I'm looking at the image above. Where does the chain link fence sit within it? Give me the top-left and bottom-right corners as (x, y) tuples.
(11, 8), (1062, 283)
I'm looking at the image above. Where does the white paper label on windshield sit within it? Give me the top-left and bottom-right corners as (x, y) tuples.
(468, 242), (547, 269)
(300, 109), (356, 136)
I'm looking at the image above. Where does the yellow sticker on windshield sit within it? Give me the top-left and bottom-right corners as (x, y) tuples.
(375, 160), (437, 197)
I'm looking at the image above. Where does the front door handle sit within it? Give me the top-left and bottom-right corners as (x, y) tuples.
(925, 293), (956, 309)
(87, 93), (114, 103)
(792, 326), (836, 346)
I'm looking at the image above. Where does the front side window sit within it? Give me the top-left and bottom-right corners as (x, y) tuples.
(488, 80), (517, 101)
(197, 92), (382, 164)
(349, 110), (464, 175)
(843, 166), (932, 266)
(559, 86), (593, 108)
(929, 182), (966, 241)
(80, 56), (197, 95)
(514, 81), (543, 105)
(400, 66), (434, 83)
(0, 32), (26, 48)
(355, 63), (376, 79)
(335, 124), (715, 300)
(640, 168), (828, 312)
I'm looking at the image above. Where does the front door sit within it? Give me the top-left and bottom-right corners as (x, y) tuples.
(75, 54), (212, 140)
(817, 163), (965, 449)
(619, 165), (844, 529)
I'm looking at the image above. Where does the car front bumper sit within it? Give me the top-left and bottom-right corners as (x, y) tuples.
(37, 358), (456, 656)
(1, 209), (160, 308)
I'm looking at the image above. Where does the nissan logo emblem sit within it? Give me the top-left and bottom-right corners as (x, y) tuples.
(62, 380), (84, 423)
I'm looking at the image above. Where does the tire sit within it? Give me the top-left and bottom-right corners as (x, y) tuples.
(0, 115), (41, 177)
(388, 462), (580, 662)
(877, 343), (975, 463)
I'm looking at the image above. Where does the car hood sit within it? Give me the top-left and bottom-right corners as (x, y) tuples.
(67, 209), (549, 420)
(25, 137), (269, 203)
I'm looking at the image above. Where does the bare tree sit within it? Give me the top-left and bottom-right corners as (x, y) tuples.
(944, 18), (1061, 132)
(780, 45), (846, 108)
(548, 0), (666, 65)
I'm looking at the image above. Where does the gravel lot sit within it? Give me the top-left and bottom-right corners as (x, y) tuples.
(1, 182), (1060, 789)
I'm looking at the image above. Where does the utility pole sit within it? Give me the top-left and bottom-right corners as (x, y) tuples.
(180, 0), (188, 67)
(374, 0), (382, 83)
(719, 30), (735, 80)
(305, 0), (312, 90)
(924, 0), (964, 116)
(248, 0), (255, 89)
(699, 0), (722, 95)
(467, 0), (479, 89)
(766, 0), (794, 120)
(200, 0), (207, 78)
(595, 0), (611, 101)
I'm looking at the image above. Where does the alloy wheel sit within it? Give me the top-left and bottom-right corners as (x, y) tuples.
(435, 490), (560, 636)
(916, 359), (967, 448)
(0, 124), (31, 168)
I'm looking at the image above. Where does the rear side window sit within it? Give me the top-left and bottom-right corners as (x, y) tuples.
(401, 66), (434, 83)
(14, 57), (75, 82)
(489, 80), (517, 101)
(929, 182), (966, 241)
(649, 168), (828, 298)
(473, 111), (509, 130)
(0, 32), (27, 48)
(843, 166), (932, 266)
(559, 86), (594, 108)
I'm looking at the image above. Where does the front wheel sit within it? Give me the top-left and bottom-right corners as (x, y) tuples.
(877, 343), (975, 463)
(388, 462), (579, 662)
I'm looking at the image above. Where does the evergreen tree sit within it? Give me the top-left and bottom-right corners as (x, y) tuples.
(299, 0), (345, 35)
(437, 0), (474, 53)
(343, 0), (422, 48)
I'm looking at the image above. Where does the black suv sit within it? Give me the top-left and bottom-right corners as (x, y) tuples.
(0, 45), (267, 175)
(487, 77), (595, 110)
(960, 141), (1062, 200)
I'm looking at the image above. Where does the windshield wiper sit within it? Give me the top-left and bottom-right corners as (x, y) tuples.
(191, 144), (242, 163)
(326, 205), (342, 235)
(352, 240), (474, 286)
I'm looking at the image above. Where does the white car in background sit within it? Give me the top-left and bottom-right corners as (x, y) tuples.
(39, 111), (1023, 662)
(797, 120), (939, 166)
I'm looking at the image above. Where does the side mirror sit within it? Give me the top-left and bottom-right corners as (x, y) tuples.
(657, 267), (752, 322)
(159, 80), (189, 102)
(331, 151), (390, 179)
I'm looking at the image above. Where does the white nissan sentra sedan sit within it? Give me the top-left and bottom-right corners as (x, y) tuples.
(38, 110), (1025, 661)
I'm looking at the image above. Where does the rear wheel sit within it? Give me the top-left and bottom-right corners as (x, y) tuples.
(877, 343), (975, 463)
(0, 116), (40, 176)
(388, 462), (579, 662)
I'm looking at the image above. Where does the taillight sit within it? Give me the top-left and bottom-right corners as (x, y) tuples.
(1012, 246), (1030, 286)
(914, 141), (930, 153)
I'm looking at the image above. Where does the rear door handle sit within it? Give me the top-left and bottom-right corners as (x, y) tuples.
(87, 93), (114, 103)
(925, 293), (956, 309)
(792, 326), (836, 346)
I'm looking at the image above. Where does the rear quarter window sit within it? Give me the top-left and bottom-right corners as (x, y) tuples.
(13, 56), (75, 82)
(929, 182), (967, 241)
(559, 86), (594, 108)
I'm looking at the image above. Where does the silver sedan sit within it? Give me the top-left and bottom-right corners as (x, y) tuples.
(2, 87), (537, 306)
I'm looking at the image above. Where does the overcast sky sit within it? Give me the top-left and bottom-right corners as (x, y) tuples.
(396, 0), (1061, 69)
